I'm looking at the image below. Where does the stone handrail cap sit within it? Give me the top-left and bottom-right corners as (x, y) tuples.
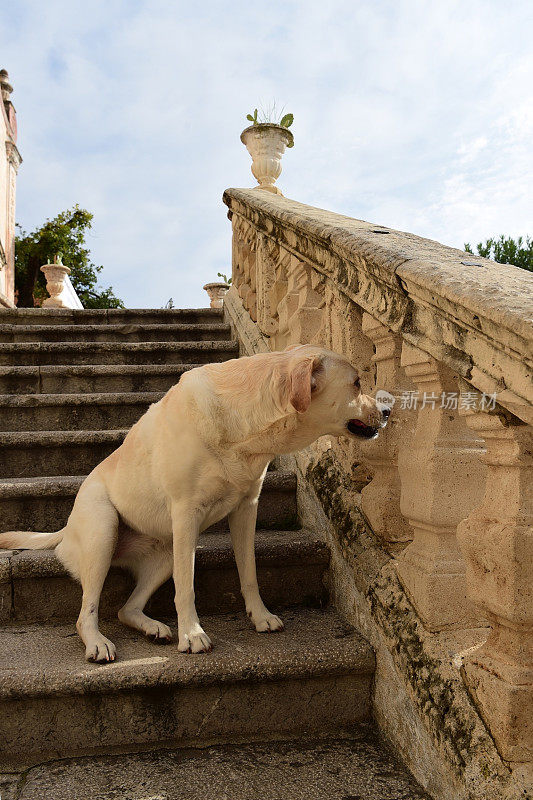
(223, 187), (533, 345)
(223, 187), (533, 412)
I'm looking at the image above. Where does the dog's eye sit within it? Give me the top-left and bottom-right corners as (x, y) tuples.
(354, 378), (361, 389)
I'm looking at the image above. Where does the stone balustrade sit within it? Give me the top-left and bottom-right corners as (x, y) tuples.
(222, 187), (533, 796)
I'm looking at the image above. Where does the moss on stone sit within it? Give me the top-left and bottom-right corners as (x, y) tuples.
(306, 449), (369, 560)
(367, 565), (506, 784)
(305, 449), (389, 596)
(304, 447), (512, 795)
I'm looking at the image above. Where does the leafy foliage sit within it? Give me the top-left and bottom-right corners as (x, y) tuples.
(245, 104), (293, 129)
(15, 206), (124, 308)
(217, 271), (232, 285)
(464, 235), (533, 273)
(279, 113), (294, 128)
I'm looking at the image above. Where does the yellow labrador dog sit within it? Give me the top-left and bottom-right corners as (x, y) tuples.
(0, 345), (390, 663)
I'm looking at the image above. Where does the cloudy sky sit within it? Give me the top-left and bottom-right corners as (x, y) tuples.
(2, 0), (532, 308)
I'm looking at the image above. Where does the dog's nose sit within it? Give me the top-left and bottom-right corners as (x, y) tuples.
(381, 407), (391, 421)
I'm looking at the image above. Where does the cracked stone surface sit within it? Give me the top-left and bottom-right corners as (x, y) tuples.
(9, 728), (430, 800)
(0, 322), (231, 343)
(0, 774), (21, 800)
(0, 339), (239, 368)
(0, 308), (224, 325)
(0, 608), (375, 769)
(0, 607), (373, 698)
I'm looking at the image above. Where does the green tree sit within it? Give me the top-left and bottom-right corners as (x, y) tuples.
(464, 235), (533, 273)
(15, 206), (124, 308)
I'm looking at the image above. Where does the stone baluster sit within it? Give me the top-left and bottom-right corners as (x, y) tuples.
(276, 256), (322, 349)
(359, 315), (414, 548)
(267, 248), (290, 345)
(457, 410), (533, 764)
(246, 249), (257, 322)
(255, 234), (279, 336)
(232, 217), (257, 321)
(230, 216), (245, 289)
(275, 256), (299, 349)
(320, 290), (377, 490)
(321, 288), (372, 372)
(290, 261), (325, 346)
(395, 343), (486, 630)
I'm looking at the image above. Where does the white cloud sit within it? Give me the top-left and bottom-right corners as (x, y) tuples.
(457, 137), (488, 164)
(2, 0), (532, 307)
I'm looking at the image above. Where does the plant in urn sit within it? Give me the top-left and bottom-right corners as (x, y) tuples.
(240, 106), (294, 196)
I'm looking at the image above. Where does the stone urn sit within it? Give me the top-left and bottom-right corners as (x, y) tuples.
(203, 282), (229, 309)
(40, 255), (71, 308)
(240, 123), (294, 196)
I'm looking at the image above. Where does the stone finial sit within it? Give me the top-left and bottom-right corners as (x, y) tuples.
(40, 255), (71, 308)
(241, 123), (293, 196)
(203, 281), (229, 309)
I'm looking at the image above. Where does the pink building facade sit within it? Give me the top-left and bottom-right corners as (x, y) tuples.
(0, 69), (21, 308)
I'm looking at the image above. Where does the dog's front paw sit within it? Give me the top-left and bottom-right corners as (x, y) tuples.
(85, 634), (116, 663)
(178, 624), (212, 654)
(249, 608), (284, 633)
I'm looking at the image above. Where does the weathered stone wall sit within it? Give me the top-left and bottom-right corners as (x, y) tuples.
(223, 187), (533, 800)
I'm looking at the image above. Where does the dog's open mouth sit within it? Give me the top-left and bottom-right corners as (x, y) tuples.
(347, 419), (379, 439)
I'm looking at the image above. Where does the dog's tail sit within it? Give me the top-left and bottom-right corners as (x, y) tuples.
(0, 528), (65, 550)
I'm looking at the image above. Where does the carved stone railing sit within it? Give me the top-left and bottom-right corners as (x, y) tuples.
(223, 187), (533, 797)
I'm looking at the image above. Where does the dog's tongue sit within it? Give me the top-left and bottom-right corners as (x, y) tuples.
(349, 419), (366, 427)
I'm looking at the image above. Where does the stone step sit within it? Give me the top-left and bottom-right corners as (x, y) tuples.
(0, 339), (239, 367)
(0, 607), (374, 769)
(0, 471), (298, 532)
(0, 529), (328, 624)
(0, 392), (164, 431)
(6, 729), (430, 800)
(0, 428), (129, 477)
(0, 322), (232, 343)
(0, 307), (224, 326)
(0, 363), (195, 394)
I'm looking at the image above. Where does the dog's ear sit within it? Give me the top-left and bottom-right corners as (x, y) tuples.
(289, 355), (323, 413)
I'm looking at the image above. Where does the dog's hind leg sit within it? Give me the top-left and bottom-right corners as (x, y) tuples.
(60, 475), (119, 663)
(118, 548), (173, 643)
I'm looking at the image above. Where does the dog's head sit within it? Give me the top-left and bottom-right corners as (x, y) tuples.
(274, 344), (392, 440)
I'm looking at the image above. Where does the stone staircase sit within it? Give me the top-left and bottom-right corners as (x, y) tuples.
(0, 308), (428, 800)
